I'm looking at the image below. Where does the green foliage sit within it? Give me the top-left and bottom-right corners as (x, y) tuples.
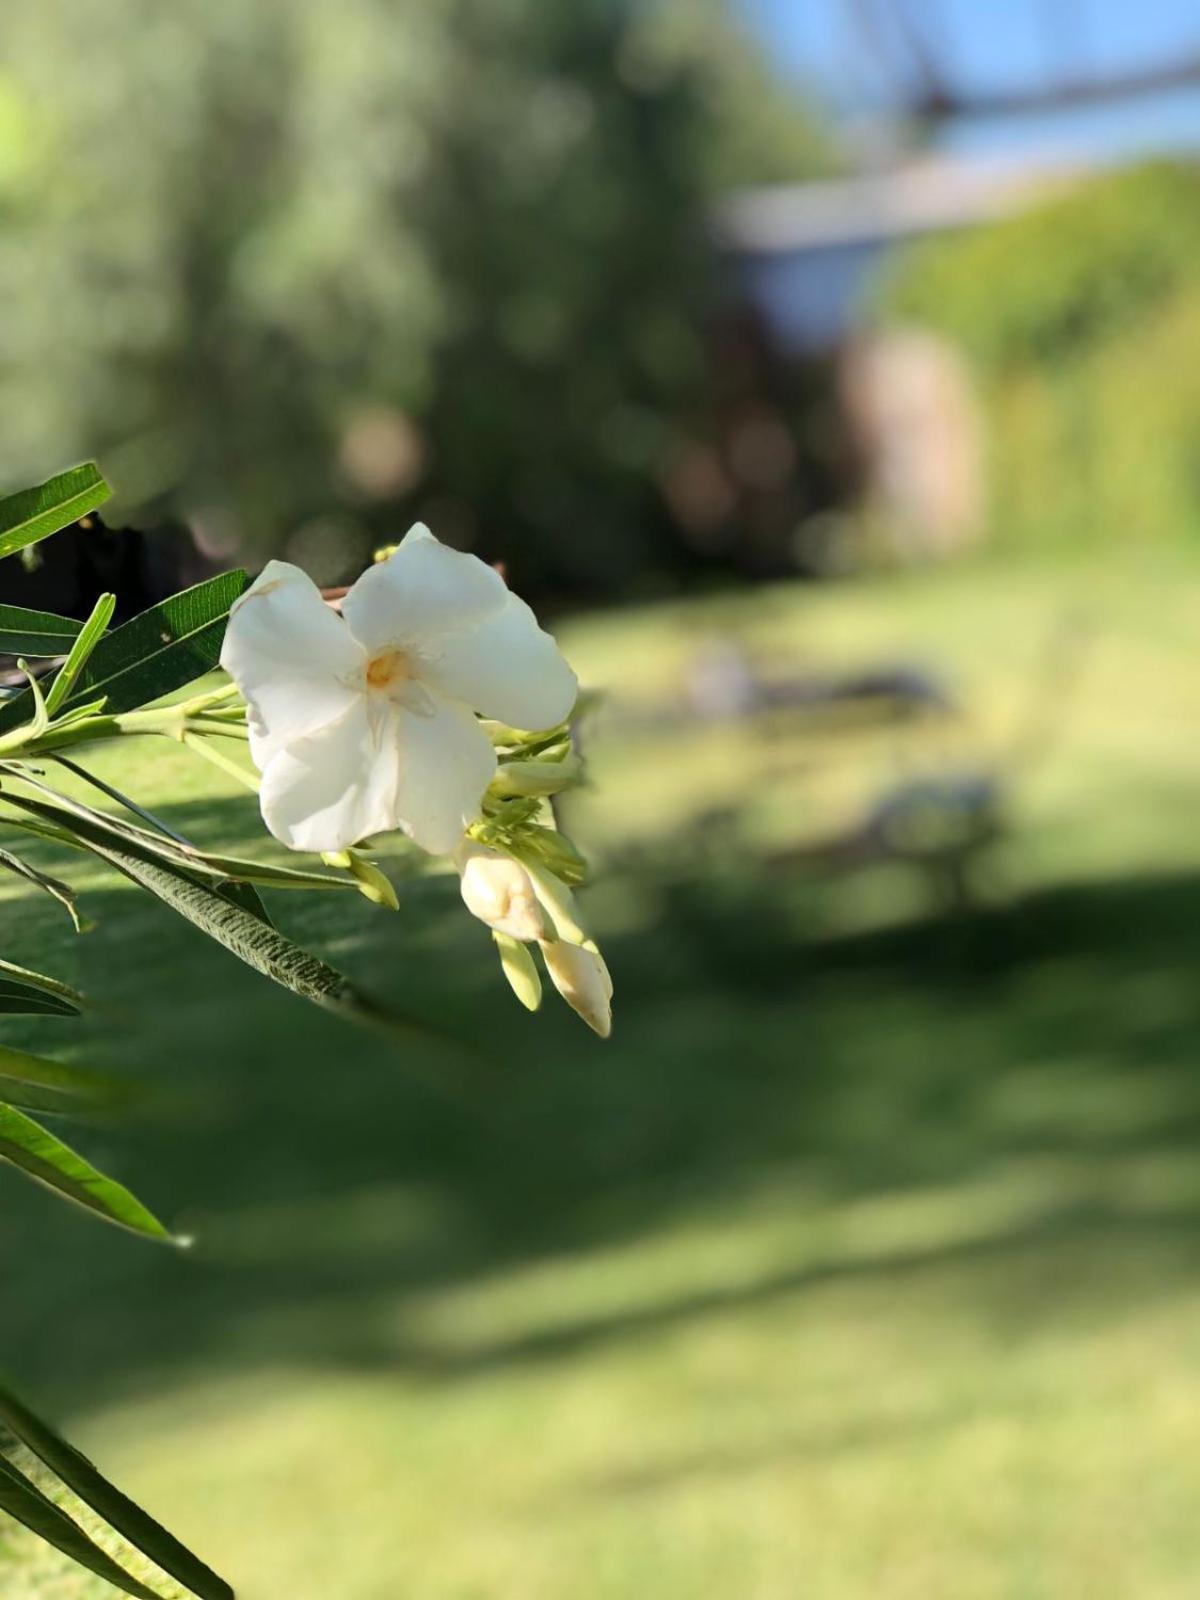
(0, 1451), (164, 1600)
(0, 465), (421, 1591)
(0, 1388), (233, 1600)
(878, 162), (1200, 554)
(0, 605), (84, 658)
(0, 0), (832, 593)
(0, 465), (109, 564)
(0, 1102), (171, 1241)
(0, 573), (250, 734)
(878, 161), (1200, 371)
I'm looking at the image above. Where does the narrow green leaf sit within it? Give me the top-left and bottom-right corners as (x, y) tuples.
(44, 592), (116, 716)
(0, 1043), (120, 1112)
(0, 570), (248, 732)
(48, 759), (332, 899)
(0, 784), (417, 1027)
(0, 1453), (162, 1600)
(51, 755), (193, 845)
(70, 571), (247, 714)
(0, 604), (84, 657)
(0, 981), (80, 1019)
(0, 1385), (234, 1600)
(0, 845), (89, 930)
(3, 771), (339, 899)
(0, 956), (86, 1010)
(84, 838), (385, 1020)
(0, 464), (110, 562)
(0, 1102), (172, 1240)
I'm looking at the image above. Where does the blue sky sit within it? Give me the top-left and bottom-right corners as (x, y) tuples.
(739, 0), (1200, 162)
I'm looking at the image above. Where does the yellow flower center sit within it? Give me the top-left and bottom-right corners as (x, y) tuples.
(366, 648), (413, 690)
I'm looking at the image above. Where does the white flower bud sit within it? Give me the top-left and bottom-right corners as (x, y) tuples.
(455, 842), (547, 942)
(539, 938), (613, 1039)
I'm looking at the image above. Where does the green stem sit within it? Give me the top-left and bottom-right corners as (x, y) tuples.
(5, 704), (249, 759)
(180, 733), (261, 792)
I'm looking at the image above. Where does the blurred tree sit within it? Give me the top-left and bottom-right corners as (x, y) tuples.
(0, 0), (834, 595)
(876, 161), (1200, 557)
(877, 162), (1200, 371)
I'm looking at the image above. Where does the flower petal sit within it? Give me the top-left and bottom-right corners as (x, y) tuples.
(341, 527), (508, 656)
(221, 561), (366, 767)
(258, 698), (399, 853)
(391, 692), (497, 855)
(422, 593), (577, 730)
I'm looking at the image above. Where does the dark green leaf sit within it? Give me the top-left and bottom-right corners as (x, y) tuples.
(85, 837), (385, 1020)
(0, 981), (79, 1019)
(213, 875), (273, 925)
(72, 570), (247, 714)
(0, 1452), (162, 1599)
(1, 776), (309, 901)
(0, 1101), (172, 1240)
(0, 464), (110, 563)
(0, 785), (414, 1026)
(0, 1385), (233, 1600)
(0, 570), (248, 732)
(42, 762), (274, 923)
(0, 604), (83, 657)
(0, 1043), (121, 1112)
(0, 955), (86, 1010)
(0, 787), (387, 1018)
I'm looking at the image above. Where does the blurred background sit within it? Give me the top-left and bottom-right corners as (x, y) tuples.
(5, 1), (1200, 1595)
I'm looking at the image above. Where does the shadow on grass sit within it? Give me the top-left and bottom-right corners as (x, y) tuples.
(3, 790), (1200, 1417)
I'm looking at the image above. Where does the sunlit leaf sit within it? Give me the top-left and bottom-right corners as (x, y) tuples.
(0, 1385), (234, 1600)
(0, 570), (248, 732)
(0, 1102), (172, 1240)
(0, 1453), (161, 1600)
(72, 570), (248, 714)
(0, 463), (110, 563)
(44, 591), (116, 716)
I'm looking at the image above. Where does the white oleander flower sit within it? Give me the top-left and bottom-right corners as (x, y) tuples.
(220, 524), (577, 855)
(539, 937), (613, 1039)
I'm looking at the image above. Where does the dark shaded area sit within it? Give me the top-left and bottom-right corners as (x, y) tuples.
(1, 791), (1199, 1418)
(0, 516), (218, 630)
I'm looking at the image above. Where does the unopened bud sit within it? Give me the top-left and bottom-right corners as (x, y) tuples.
(493, 930), (543, 1012)
(489, 754), (583, 800)
(456, 842), (546, 941)
(539, 938), (613, 1039)
(321, 848), (399, 910)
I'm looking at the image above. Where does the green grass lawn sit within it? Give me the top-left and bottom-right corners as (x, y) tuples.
(5, 550), (1200, 1598)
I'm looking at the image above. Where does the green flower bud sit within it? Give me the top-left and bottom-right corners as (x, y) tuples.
(493, 930), (543, 1012)
(321, 848), (399, 910)
(489, 754), (583, 800)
